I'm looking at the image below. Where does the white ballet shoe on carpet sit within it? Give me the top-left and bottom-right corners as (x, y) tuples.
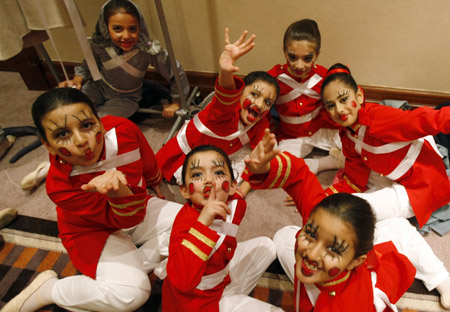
(0, 135), (15, 158)
(441, 291), (450, 310)
(20, 161), (49, 191)
(1, 270), (57, 312)
(0, 207), (18, 229)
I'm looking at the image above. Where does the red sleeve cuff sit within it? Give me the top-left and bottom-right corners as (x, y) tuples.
(214, 76), (245, 106)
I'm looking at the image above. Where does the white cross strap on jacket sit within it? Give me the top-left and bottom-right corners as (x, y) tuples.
(276, 73), (321, 105)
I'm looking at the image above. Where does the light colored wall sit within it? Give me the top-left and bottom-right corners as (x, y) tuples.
(46, 0), (450, 94)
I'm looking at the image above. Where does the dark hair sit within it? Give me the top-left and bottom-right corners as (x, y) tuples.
(243, 71), (280, 99)
(283, 19), (321, 53)
(104, 0), (140, 26)
(32, 88), (99, 142)
(181, 145), (235, 185)
(321, 63), (358, 99)
(311, 193), (375, 258)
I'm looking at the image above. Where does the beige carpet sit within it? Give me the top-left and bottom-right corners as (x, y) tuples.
(1, 70), (449, 297)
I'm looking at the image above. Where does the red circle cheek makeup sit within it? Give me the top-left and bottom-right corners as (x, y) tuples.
(58, 148), (71, 157)
(222, 180), (230, 193)
(351, 101), (357, 108)
(243, 99), (252, 110)
(328, 267), (340, 278)
(96, 132), (102, 144)
(189, 183), (195, 195)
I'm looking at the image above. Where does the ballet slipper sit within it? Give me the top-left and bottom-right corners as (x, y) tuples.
(0, 270), (57, 312)
(441, 291), (450, 310)
(0, 207), (18, 229)
(0, 135), (15, 158)
(20, 161), (49, 191)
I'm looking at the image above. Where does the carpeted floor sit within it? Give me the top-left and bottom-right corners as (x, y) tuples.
(1, 70), (450, 311)
(0, 215), (446, 312)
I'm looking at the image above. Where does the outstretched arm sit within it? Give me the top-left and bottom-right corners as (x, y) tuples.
(218, 28), (255, 90)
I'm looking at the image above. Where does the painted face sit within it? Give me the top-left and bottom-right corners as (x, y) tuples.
(322, 80), (364, 127)
(295, 208), (363, 285)
(41, 103), (105, 166)
(239, 80), (276, 126)
(284, 40), (319, 80)
(181, 150), (237, 208)
(108, 12), (140, 52)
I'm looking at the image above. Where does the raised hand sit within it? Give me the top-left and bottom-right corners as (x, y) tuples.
(219, 28), (256, 74)
(81, 169), (131, 198)
(197, 182), (231, 227)
(244, 128), (280, 174)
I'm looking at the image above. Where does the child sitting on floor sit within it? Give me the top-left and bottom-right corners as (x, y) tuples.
(58, 0), (189, 119)
(156, 28), (279, 196)
(3, 87), (182, 312)
(268, 19), (343, 174)
(162, 145), (281, 311)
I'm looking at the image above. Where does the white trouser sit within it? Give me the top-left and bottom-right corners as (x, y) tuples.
(219, 236), (284, 312)
(355, 181), (415, 221)
(174, 145), (252, 185)
(52, 197), (182, 312)
(278, 128), (342, 158)
(274, 218), (448, 292)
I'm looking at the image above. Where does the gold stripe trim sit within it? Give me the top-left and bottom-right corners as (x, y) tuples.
(343, 175), (362, 193)
(188, 228), (215, 248)
(328, 186), (339, 194)
(112, 205), (145, 216)
(319, 270), (351, 287)
(214, 86), (240, 98)
(181, 239), (208, 261)
(278, 153), (291, 188)
(268, 155), (283, 189)
(109, 198), (146, 209)
(147, 170), (161, 183)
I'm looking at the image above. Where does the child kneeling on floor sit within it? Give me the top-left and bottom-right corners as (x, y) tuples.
(162, 144), (282, 311)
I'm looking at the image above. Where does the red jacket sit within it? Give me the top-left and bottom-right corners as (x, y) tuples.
(163, 193), (246, 312)
(46, 116), (161, 278)
(156, 76), (270, 182)
(267, 63), (339, 141)
(325, 102), (450, 227)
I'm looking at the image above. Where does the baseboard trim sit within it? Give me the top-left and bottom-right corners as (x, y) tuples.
(1, 55), (449, 107)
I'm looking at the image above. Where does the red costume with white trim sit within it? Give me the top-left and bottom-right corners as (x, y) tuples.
(162, 193), (246, 312)
(156, 77), (269, 182)
(46, 115), (161, 278)
(324, 103), (450, 227)
(267, 64), (339, 141)
(247, 152), (416, 311)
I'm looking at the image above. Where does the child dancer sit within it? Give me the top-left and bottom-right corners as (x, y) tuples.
(22, 0), (191, 191)
(156, 28), (279, 195)
(3, 88), (182, 312)
(321, 63), (450, 230)
(163, 145), (281, 311)
(59, 0), (189, 119)
(268, 19), (343, 175)
(245, 130), (450, 310)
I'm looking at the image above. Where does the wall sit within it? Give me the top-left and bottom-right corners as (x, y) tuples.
(45, 0), (450, 94)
